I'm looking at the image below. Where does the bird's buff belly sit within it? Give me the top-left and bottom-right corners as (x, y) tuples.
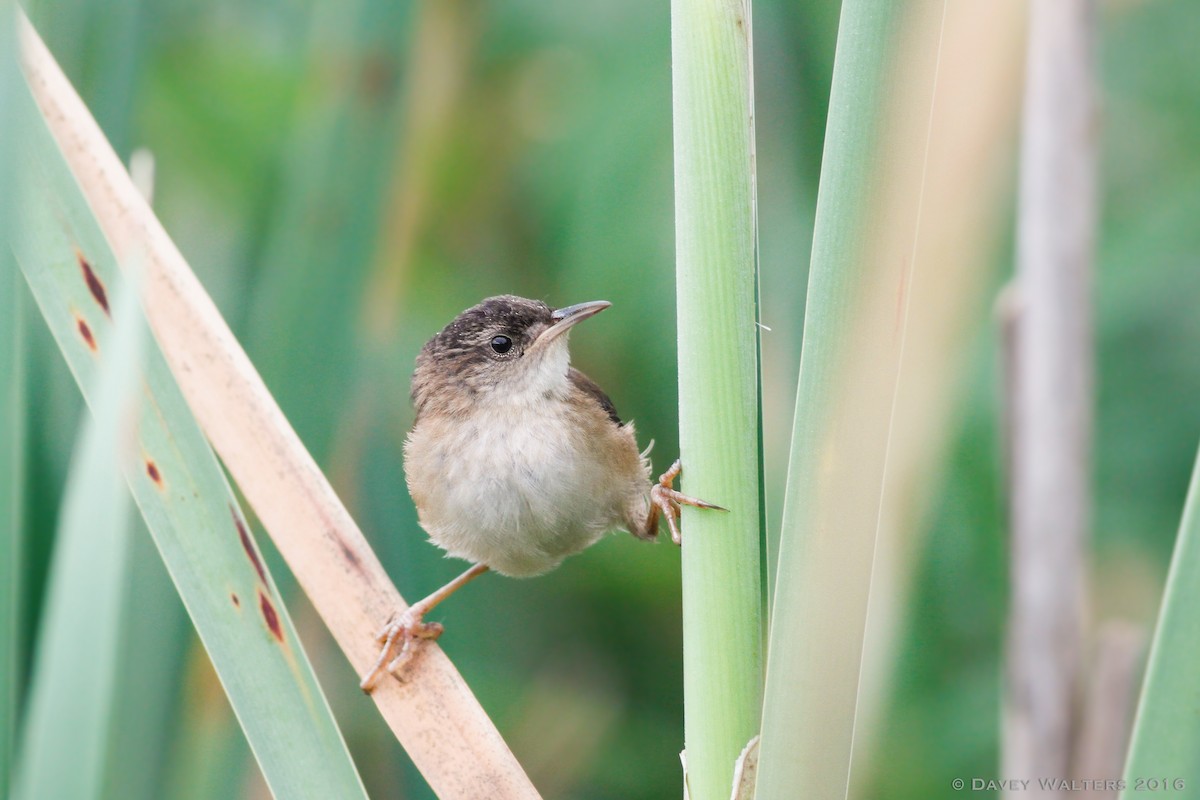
(406, 415), (618, 576)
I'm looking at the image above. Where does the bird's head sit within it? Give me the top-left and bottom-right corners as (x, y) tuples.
(412, 295), (610, 416)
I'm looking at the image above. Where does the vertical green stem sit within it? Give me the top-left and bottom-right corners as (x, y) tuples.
(671, 0), (763, 797)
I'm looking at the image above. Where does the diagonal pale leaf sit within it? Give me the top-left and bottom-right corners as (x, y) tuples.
(10, 60), (368, 800)
(12, 261), (142, 800)
(1121, 445), (1200, 797)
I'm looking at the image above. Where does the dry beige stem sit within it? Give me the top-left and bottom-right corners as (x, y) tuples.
(19, 15), (540, 800)
(1073, 623), (1146, 800)
(1003, 2), (1098, 797)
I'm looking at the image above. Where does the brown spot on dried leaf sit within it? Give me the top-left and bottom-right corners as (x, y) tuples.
(338, 536), (365, 574)
(77, 251), (110, 317)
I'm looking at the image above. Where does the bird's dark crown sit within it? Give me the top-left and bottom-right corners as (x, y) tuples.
(412, 295), (558, 416)
(429, 295), (553, 359)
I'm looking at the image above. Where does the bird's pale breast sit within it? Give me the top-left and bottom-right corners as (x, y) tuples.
(405, 396), (638, 576)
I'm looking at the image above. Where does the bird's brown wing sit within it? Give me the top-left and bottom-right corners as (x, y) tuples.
(568, 367), (622, 426)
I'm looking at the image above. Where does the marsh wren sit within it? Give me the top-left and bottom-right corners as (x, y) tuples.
(360, 295), (723, 691)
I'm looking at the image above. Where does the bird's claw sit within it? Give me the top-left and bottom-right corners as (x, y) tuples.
(651, 459), (727, 546)
(359, 610), (444, 692)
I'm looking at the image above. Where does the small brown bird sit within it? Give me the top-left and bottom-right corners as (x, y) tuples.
(360, 295), (722, 690)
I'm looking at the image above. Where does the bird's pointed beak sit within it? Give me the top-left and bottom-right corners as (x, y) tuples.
(533, 300), (611, 348)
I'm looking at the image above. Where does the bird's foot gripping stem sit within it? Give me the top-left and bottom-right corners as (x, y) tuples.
(359, 562), (489, 692)
(650, 459), (727, 546)
(359, 610), (444, 692)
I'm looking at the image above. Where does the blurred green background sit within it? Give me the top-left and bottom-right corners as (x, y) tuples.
(11, 0), (1200, 797)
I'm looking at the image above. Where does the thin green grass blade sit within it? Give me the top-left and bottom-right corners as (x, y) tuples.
(102, 286), (191, 800)
(102, 521), (190, 800)
(671, 0), (763, 797)
(1121, 446), (1200, 796)
(10, 65), (367, 800)
(11, 263), (143, 800)
(0, 4), (22, 792)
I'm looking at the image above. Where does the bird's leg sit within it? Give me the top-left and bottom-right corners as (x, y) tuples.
(648, 459), (727, 546)
(359, 562), (489, 692)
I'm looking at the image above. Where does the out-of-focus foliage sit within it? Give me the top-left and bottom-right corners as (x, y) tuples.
(1, 2), (23, 794)
(8, 0), (1200, 797)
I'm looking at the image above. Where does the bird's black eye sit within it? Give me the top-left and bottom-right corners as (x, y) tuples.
(490, 335), (513, 354)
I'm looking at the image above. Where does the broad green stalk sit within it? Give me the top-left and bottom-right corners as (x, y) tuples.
(12, 268), (142, 800)
(0, 4), (21, 792)
(11, 50), (368, 798)
(1121, 446), (1200, 797)
(671, 0), (763, 797)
